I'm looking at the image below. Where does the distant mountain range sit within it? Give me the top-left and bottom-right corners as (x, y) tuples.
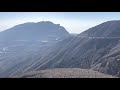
(0, 20), (120, 78)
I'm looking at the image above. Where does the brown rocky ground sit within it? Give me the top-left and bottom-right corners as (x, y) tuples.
(11, 68), (117, 78)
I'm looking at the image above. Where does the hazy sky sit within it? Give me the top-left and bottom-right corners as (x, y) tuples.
(0, 12), (120, 33)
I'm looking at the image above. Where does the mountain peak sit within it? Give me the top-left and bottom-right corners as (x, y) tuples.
(106, 20), (120, 23)
(0, 21), (69, 41)
(37, 21), (54, 24)
(36, 21), (61, 26)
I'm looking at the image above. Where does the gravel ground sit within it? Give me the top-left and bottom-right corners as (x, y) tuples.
(11, 68), (117, 78)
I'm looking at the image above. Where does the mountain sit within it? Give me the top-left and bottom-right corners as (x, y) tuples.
(0, 21), (70, 77)
(0, 21), (69, 41)
(11, 68), (116, 78)
(80, 20), (120, 37)
(1, 20), (120, 78)
(18, 20), (120, 77)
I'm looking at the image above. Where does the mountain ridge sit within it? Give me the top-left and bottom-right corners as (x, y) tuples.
(1, 20), (120, 77)
(0, 21), (69, 41)
(22, 20), (120, 77)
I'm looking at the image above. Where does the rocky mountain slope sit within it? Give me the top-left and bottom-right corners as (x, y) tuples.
(80, 20), (120, 37)
(19, 20), (120, 77)
(0, 21), (71, 77)
(1, 20), (120, 78)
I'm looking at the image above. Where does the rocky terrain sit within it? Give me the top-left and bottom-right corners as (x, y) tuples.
(0, 21), (71, 77)
(1, 20), (120, 78)
(18, 20), (120, 77)
(11, 68), (116, 78)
